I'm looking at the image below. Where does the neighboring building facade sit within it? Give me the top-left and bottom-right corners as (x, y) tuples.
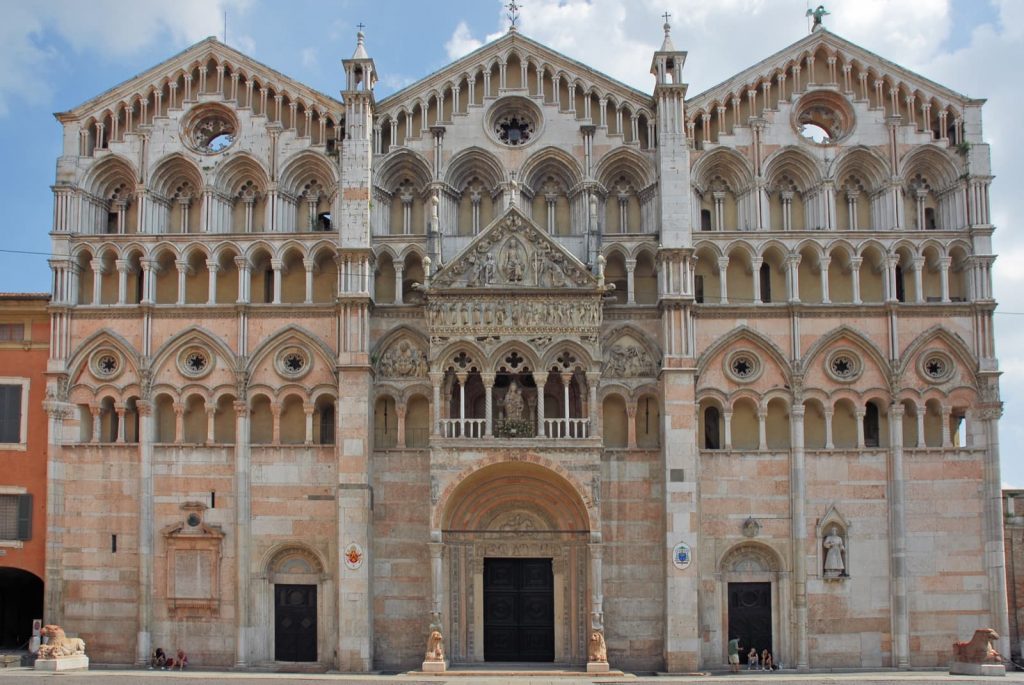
(1004, 490), (1024, 662)
(42, 20), (1006, 672)
(0, 294), (50, 649)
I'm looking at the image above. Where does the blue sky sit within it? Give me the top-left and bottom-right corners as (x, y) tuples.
(1, 0), (1022, 481)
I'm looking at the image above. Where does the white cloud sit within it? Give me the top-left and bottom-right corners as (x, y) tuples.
(301, 47), (318, 68)
(446, 21), (484, 60)
(0, 0), (252, 116)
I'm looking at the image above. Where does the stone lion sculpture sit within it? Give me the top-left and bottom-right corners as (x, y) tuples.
(424, 629), (445, 662)
(953, 628), (1002, 664)
(588, 630), (607, 663)
(37, 625), (86, 659)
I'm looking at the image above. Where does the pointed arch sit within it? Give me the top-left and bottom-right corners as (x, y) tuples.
(519, 146), (584, 193)
(374, 148), (432, 193)
(802, 325), (891, 379)
(279, 150), (338, 198)
(695, 325), (792, 383)
(245, 324), (338, 379)
(81, 154), (139, 198)
(445, 146), (506, 191)
(897, 325), (979, 380)
(66, 329), (143, 387)
(593, 146), (656, 191)
(149, 325), (239, 378)
(690, 147), (754, 192)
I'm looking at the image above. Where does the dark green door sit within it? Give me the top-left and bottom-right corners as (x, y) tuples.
(483, 558), (554, 661)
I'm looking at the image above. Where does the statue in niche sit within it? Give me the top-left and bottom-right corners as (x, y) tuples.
(503, 381), (525, 420)
(823, 526), (846, 577)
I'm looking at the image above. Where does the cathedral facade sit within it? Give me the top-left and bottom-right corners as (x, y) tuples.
(41, 20), (1006, 672)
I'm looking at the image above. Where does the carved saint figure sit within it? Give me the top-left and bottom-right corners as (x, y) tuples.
(823, 526), (846, 577)
(504, 245), (525, 283)
(503, 380), (525, 420)
(482, 252), (496, 285)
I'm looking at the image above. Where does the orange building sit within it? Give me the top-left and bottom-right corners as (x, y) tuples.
(0, 294), (49, 649)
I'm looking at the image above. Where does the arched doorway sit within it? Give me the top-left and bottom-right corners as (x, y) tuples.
(260, 546), (331, 664)
(717, 543), (789, 668)
(0, 568), (43, 648)
(436, 459), (596, 665)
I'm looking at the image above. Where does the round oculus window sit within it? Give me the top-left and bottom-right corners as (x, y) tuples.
(177, 346), (214, 379)
(182, 104), (239, 155)
(792, 90), (855, 146)
(276, 346), (312, 379)
(920, 351), (954, 383)
(486, 96), (544, 149)
(825, 349), (861, 382)
(725, 350), (763, 383)
(90, 350), (122, 380)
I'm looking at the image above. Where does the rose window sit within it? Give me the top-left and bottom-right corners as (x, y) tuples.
(731, 356), (755, 378)
(285, 354), (304, 373)
(182, 104), (239, 155)
(831, 356), (853, 377)
(496, 114), (534, 146)
(921, 353), (953, 383)
(98, 355), (118, 376)
(185, 352), (208, 374)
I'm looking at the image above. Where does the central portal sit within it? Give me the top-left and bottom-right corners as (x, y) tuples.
(483, 558), (554, 662)
(727, 582), (772, 663)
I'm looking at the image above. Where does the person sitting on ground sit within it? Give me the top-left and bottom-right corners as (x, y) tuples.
(747, 647), (759, 669)
(762, 648), (773, 671)
(150, 648), (166, 669)
(175, 649), (188, 670)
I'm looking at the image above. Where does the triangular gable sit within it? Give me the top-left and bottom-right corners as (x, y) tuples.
(57, 37), (344, 123)
(686, 29), (979, 114)
(377, 31), (653, 115)
(430, 206), (598, 290)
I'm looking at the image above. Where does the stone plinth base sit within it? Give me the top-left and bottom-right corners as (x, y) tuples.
(422, 659), (448, 673)
(587, 661), (610, 673)
(950, 661), (1005, 676)
(35, 655), (89, 671)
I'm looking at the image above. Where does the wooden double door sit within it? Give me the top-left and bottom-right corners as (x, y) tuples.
(727, 582), (772, 663)
(483, 558), (554, 662)
(275, 584), (317, 662)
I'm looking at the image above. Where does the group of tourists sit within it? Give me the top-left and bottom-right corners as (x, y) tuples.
(727, 637), (779, 673)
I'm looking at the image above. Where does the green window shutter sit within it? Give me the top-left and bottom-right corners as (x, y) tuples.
(17, 493), (32, 540)
(0, 385), (21, 443)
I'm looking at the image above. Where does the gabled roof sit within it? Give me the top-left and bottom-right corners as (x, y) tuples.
(56, 37), (344, 123)
(378, 31), (653, 114)
(430, 205), (598, 290)
(686, 28), (982, 114)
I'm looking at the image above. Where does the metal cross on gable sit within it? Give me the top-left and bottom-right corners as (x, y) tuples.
(662, 11), (671, 24)
(356, 22), (366, 32)
(507, 1), (521, 31)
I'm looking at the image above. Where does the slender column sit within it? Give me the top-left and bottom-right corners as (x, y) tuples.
(134, 400), (155, 664)
(586, 372), (600, 438)
(271, 258), (283, 304)
(88, 405), (101, 442)
(757, 409), (767, 450)
(141, 261), (155, 305)
(430, 372), (443, 437)
(395, 404), (407, 449)
(791, 406), (809, 670)
(233, 401), (251, 666)
(625, 258), (636, 304)
(941, 404), (952, 448)
(173, 402), (184, 445)
(938, 257), (951, 302)
(303, 258), (315, 304)
(912, 259), (924, 303)
(855, 409), (866, 449)
(207, 261), (219, 304)
(533, 372), (547, 438)
(456, 373), (467, 435)
(304, 402), (315, 445)
(428, 542), (444, 629)
(718, 257), (729, 304)
(270, 403), (281, 445)
(589, 542), (604, 632)
(116, 260), (128, 304)
(235, 258), (249, 304)
(916, 404), (926, 448)
(482, 373), (495, 438)
(723, 411), (733, 450)
(824, 409), (834, 449)
(206, 407), (216, 445)
(561, 373), (572, 423)
(626, 404), (637, 449)
(889, 405), (911, 668)
(982, 413), (1012, 658)
(115, 405), (126, 443)
(850, 257), (863, 304)
(91, 259), (103, 304)
(394, 263), (405, 305)
(175, 259), (188, 305)
(820, 257), (831, 303)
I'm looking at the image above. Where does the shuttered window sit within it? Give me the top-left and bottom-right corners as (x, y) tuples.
(0, 493), (31, 540)
(0, 385), (21, 443)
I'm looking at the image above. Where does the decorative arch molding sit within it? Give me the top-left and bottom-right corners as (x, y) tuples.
(540, 338), (596, 373)
(149, 152), (204, 199)
(763, 146), (823, 190)
(488, 340), (543, 374)
(262, 541), (328, 578)
(444, 146), (506, 192)
(430, 340), (486, 373)
(717, 540), (786, 574)
(800, 325), (891, 380)
(601, 324), (662, 380)
(373, 325), (430, 381)
(695, 326), (791, 384)
(519, 146), (584, 193)
(374, 148), (433, 192)
(432, 455), (597, 535)
(593, 146), (657, 190)
(81, 154), (139, 198)
(278, 150), (339, 197)
(829, 145), (890, 191)
(690, 147), (754, 193)
(898, 145), (960, 191)
(149, 325), (239, 379)
(896, 325), (979, 382)
(66, 329), (143, 390)
(213, 152), (271, 194)
(245, 324), (338, 381)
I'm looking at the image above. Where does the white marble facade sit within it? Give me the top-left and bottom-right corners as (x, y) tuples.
(41, 20), (1006, 672)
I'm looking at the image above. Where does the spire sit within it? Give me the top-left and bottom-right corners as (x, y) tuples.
(352, 24), (369, 59)
(660, 12), (675, 52)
